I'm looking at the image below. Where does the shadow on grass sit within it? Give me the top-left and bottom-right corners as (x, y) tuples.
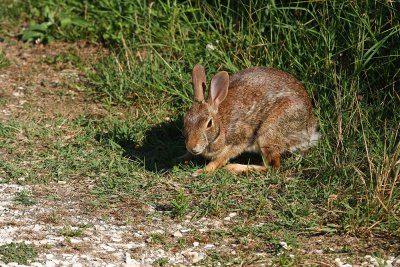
(95, 118), (206, 172)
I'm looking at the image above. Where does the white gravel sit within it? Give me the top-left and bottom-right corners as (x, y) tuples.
(0, 183), (213, 266)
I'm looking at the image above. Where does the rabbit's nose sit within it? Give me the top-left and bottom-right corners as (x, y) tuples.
(191, 146), (203, 155)
(187, 142), (203, 155)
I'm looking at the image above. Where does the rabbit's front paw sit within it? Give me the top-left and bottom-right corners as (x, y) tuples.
(191, 168), (204, 177)
(191, 161), (220, 177)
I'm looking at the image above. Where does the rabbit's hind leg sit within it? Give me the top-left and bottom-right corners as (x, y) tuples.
(223, 163), (267, 174)
(260, 146), (281, 169)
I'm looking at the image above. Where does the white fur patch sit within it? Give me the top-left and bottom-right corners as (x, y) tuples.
(245, 143), (261, 153)
(289, 128), (320, 152)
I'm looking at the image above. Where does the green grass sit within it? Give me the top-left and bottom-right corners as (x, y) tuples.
(60, 226), (84, 237)
(0, 242), (38, 265)
(154, 257), (169, 267)
(0, 0), (399, 263)
(13, 190), (35, 206)
(0, 51), (10, 69)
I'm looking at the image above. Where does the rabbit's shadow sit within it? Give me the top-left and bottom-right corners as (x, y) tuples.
(95, 118), (206, 172)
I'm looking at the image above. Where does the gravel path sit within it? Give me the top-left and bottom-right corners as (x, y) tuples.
(0, 182), (214, 266)
(1, 182), (399, 266)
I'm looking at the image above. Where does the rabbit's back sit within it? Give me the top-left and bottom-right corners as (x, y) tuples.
(226, 67), (310, 108)
(218, 67), (317, 152)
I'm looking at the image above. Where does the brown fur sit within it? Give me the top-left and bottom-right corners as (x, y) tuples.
(184, 65), (318, 176)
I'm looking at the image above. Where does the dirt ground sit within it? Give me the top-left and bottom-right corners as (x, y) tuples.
(0, 40), (106, 122)
(0, 40), (399, 266)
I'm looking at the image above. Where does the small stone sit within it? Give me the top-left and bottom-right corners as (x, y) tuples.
(228, 212), (237, 218)
(173, 230), (183, 238)
(13, 91), (24, 97)
(70, 238), (82, 244)
(279, 241), (289, 250)
(111, 237), (122, 242)
(58, 181), (67, 185)
(334, 259), (352, 267)
(365, 255), (378, 266)
(121, 264), (141, 267)
(152, 229), (165, 235)
(133, 232), (143, 238)
(45, 260), (56, 267)
(45, 254), (54, 260)
(204, 244), (215, 249)
(72, 263), (83, 267)
(180, 229), (191, 233)
(193, 241), (199, 247)
(146, 205), (155, 213)
(100, 243), (116, 252)
(184, 251), (205, 263)
(335, 258), (342, 267)
(32, 224), (42, 231)
(62, 253), (73, 258)
(314, 249), (323, 254)
(125, 252), (132, 262)
(123, 242), (145, 249)
(223, 216), (231, 221)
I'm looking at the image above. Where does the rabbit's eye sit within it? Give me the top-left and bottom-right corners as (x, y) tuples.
(206, 119), (213, 129)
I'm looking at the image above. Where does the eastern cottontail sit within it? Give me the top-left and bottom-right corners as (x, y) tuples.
(184, 64), (319, 176)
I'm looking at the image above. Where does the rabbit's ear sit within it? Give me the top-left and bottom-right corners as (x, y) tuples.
(192, 64), (207, 102)
(209, 71), (229, 110)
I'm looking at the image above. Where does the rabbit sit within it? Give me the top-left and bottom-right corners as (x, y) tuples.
(183, 64), (319, 176)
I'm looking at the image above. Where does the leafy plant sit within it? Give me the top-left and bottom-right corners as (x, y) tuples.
(170, 189), (190, 218)
(20, 5), (90, 43)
